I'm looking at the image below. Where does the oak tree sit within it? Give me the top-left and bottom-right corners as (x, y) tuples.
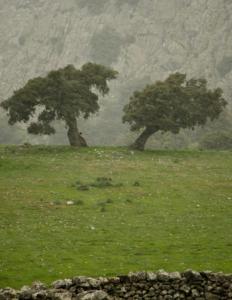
(123, 73), (227, 150)
(1, 63), (117, 147)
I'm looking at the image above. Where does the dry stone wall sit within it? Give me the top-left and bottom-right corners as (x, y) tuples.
(1, 270), (232, 300)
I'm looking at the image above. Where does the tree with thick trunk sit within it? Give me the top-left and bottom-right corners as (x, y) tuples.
(123, 73), (227, 150)
(130, 127), (156, 151)
(66, 116), (87, 147)
(1, 63), (117, 147)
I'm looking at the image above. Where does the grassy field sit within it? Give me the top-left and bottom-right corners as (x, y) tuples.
(0, 145), (231, 288)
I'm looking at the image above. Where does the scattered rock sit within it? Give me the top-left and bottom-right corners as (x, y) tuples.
(146, 272), (157, 281)
(0, 288), (17, 300)
(31, 282), (46, 291)
(128, 271), (147, 281)
(51, 279), (72, 289)
(66, 201), (74, 205)
(107, 277), (120, 284)
(51, 291), (72, 300)
(183, 269), (202, 281)
(73, 277), (101, 288)
(76, 291), (110, 300)
(205, 292), (220, 300)
(32, 290), (48, 300)
(19, 286), (32, 300)
(157, 270), (170, 281)
(169, 272), (181, 280)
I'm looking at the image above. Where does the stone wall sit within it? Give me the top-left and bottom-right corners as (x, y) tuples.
(1, 270), (232, 299)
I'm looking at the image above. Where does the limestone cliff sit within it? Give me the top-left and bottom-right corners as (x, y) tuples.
(0, 0), (231, 145)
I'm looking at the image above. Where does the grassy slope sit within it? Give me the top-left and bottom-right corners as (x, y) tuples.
(0, 145), (231, 288)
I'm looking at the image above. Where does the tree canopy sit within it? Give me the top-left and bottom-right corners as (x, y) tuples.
(1, 63), (118, 146)
(123, 73), (227, 150)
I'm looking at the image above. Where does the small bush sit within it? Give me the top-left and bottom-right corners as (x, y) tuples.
(173, 159), (180, 164)
(97, 198), (114, 212)
(77, 185), (90, 191)
(125, 199), (133, 204)
(52, 200), (62, 205)
(74, 177), (123, 190)
(73, 199), (84, 205)
(106, 198), (113, 204)
(75, 180), (82, 186)
(200, 131), (232, 150)
(100, 206), (106, 212)
(91, 177), (113, 188)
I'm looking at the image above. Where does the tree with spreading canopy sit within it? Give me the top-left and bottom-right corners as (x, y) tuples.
(0, 63), (117, 147)
(123, 73), (227, 150)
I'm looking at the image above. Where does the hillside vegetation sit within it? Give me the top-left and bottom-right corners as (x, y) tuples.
(0, 146), (231, 288)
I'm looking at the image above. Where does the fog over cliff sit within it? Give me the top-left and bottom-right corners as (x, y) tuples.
(0, 0), (232, 147)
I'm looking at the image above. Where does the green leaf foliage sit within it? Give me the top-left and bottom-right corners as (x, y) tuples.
(1, 63), (118, 136)
(123, 73), (227, 134)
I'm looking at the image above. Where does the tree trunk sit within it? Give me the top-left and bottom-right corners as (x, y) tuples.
(66, 117), (87, 147)
(130, 127), (156, 151)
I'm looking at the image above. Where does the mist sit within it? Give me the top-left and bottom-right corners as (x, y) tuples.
(0, 0), (231, 149)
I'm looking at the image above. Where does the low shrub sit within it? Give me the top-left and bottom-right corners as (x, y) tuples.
(75, 177), (123, 190)
(77, 185), (90, 191)
(91, 177), (113, 188)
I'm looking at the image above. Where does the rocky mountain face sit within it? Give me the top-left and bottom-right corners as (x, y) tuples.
(0, 0), (231, 145)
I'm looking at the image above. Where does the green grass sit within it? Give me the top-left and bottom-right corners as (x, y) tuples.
(0, 145), (231, 288)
